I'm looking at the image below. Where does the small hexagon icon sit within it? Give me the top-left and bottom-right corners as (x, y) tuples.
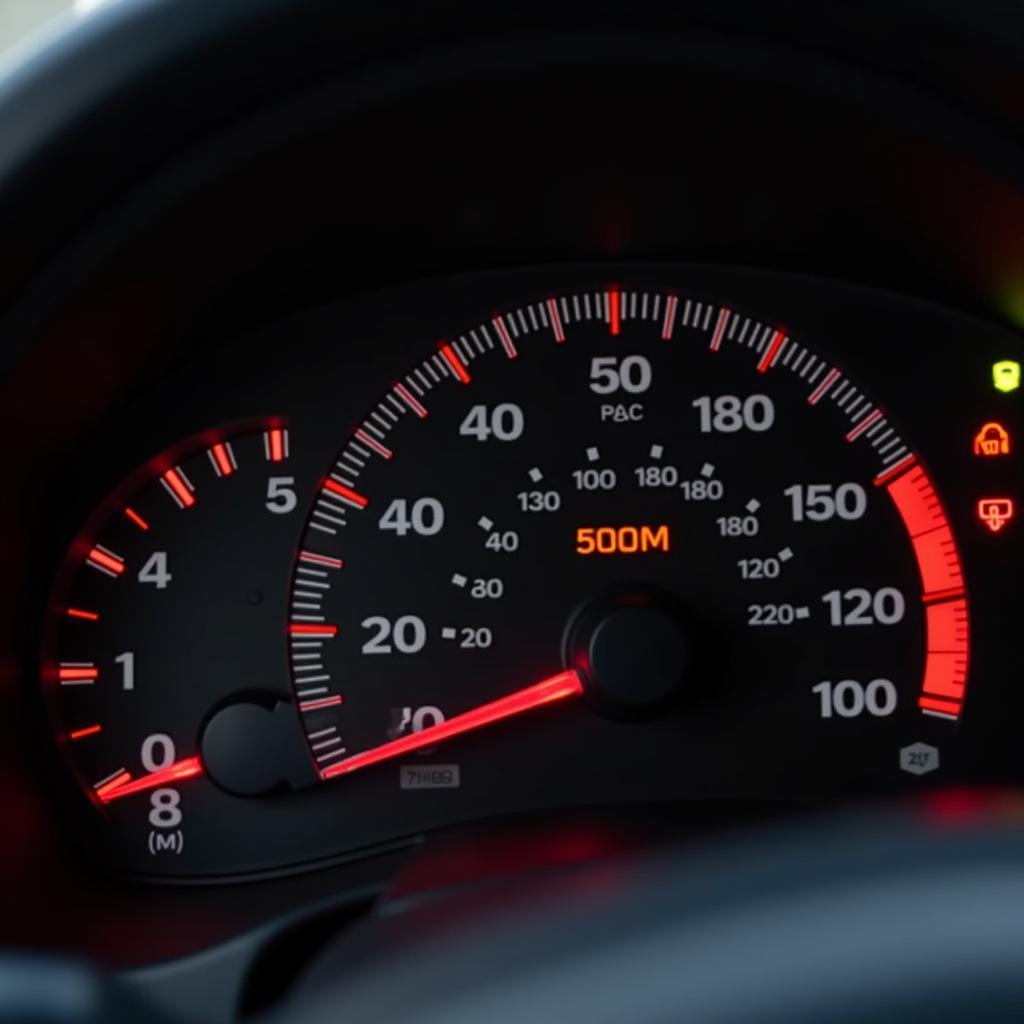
(900, 742), (939, 776)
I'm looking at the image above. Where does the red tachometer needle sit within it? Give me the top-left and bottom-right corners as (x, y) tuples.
(96, 756), (204, 803)
(321, 669), (584, 780)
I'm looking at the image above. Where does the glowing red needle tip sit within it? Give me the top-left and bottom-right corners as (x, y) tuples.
(96, 756), (204, 803)
(321, 670), (583, 780)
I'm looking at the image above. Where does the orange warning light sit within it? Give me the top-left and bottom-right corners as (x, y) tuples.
(973, 423), (1011, 457)
(978, 498), (1015, 532)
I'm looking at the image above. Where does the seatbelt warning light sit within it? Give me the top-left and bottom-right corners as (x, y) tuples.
(973, 423), (1011, 456)
(978, 498), (1015, 533)
(993, 360), (1021, 394)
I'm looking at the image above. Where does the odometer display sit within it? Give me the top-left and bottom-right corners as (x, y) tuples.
(287, 287), (969, 793)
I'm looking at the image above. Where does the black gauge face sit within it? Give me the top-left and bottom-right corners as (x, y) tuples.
(42, 424), (316, 872)
(288, 289), (967, 792)
(40, 271), (1023, 880)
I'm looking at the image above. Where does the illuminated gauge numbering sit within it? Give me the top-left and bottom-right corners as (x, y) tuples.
(286, 288), (968, 793)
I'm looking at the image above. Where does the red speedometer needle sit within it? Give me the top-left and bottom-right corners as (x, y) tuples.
(320, 669), (584, 780)
(96, 756), (204, 803)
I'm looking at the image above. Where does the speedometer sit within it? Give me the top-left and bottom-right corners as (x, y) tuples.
(287, 286), (968, 791)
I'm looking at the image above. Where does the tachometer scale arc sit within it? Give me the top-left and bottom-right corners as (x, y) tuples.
(44, 422), (293, 807)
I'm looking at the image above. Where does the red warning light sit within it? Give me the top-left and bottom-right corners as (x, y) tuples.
(978, 498), (1015, 532)
(973, 423), (1011, 457)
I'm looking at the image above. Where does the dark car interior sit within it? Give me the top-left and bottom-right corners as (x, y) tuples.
(1, 2), (1024, 1020)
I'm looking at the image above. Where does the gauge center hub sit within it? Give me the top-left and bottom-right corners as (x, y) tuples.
(567, 596), (690, 718)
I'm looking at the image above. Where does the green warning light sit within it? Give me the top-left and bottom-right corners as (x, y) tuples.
(993, 360), (1021, 394)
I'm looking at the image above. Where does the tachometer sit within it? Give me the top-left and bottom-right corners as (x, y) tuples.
(42, 422), (314, 873)
(288, 287), (968, 791)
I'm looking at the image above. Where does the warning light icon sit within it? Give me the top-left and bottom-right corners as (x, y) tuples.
(973, 422), (1011, 456)
(993, 360), (1021, 394)
(978, 498), (1015, 533)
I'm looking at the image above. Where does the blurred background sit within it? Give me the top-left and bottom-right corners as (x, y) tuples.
(0, 0), (112, 60)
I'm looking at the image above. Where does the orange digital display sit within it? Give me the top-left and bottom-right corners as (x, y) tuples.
(576, 525), (670, 555)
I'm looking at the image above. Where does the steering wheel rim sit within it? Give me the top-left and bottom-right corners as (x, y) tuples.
(282, 808), (1024, 1023)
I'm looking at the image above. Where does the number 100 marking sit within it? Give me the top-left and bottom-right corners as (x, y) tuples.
(813, 679), (897, 718)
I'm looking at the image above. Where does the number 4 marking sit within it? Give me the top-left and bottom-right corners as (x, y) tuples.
(138, 552), (171, 589)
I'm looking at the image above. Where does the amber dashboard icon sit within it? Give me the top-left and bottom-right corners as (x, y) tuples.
(973, 423), (1011, 457)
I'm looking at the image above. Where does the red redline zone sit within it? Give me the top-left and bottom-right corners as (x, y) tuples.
(884, 463), (969, 717)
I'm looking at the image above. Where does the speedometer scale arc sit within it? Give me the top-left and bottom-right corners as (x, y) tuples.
(288, 288), (969, 787)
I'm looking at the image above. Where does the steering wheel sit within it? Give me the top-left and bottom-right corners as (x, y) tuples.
(274, 810), (1024, 1023)
(3, 810), (1023, 1022)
